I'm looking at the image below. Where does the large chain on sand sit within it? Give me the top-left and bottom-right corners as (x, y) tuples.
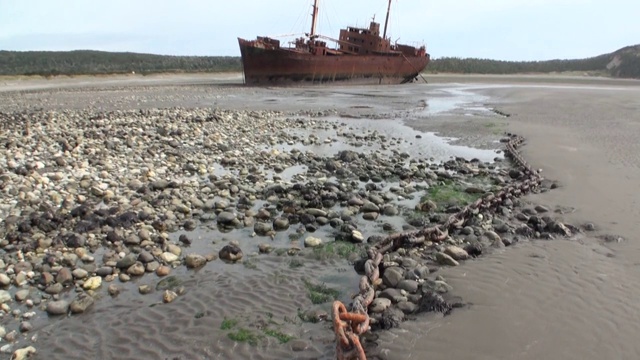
(333, 134), (551, 360)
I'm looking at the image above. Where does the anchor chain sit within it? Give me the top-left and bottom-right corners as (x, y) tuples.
(333, 134), (549, 359)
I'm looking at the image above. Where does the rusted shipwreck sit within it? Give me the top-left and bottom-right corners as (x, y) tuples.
(237, 0), (430, 85)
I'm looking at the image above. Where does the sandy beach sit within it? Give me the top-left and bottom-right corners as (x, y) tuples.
(377, 77), (640, 360)
(0, 73), (639, 360)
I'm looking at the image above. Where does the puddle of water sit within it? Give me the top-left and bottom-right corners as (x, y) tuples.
(419, 88), (493, 117)
(272, 116), (502, 164)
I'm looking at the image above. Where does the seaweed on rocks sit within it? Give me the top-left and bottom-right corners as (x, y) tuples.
(417, 291), (454, 315)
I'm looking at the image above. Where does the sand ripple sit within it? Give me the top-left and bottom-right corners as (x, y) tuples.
(373, 238), (640, 360)
(34, 256), (358, 359)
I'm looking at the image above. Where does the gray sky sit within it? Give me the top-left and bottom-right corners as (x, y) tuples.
(1, 0), (638, 61)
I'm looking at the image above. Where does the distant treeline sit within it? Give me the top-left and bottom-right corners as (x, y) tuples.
(0, 50), (242, 76)
(425, 56), (611, 75)
(426, 45), (640, 79)
(1, 46), (639, 79)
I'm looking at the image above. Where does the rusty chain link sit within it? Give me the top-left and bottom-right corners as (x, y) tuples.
(333, 134), (551, 360)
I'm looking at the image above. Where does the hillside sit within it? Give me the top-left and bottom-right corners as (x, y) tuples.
(426, 45), (640, 79)
(604, 45), (640, 78)
(0, 46), (639, 79)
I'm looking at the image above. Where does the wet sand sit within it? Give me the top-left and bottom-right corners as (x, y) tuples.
(380, 77), (640, 360)
(2, 74), (639, 359)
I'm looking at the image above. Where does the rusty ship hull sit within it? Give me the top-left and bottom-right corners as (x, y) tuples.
(238, 38), (429, 85)
(238, 0), (430, 86)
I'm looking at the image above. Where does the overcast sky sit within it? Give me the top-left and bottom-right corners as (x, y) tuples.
(1, 0), (638, 61)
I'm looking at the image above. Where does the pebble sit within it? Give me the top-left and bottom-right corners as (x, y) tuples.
(351, 230), (365, 243)
(70, 294), (94, 314)
(397, 279), (419, 293)
(185, 254), (207, 269)
(72, 268), (89, 279)
(0, 274), (10, 287)
(444, 245), (469, 261)
(162, 290), (178, 303)
(108, 284), (121, 297)
(369, 298), (392, 313)
(435, 252), (459, 266)
(382, 267), (404, 288)
(290, 340), (310, 352)
(83, 276), (102, 290)
(12, 346), (36, 360)
(304, 236), (323, 248)
(124, 261), (145, 275)
(0, 290), (11, 304)
(96, 267), (114, 277)
(219, 244), (243, 262)
(160, 252), (179, 263)
(156, 266), (171, 277)
(44, 283), (63, 295)
(397, 301), (418, 314)
(15, 289), (30, 302)
(379, 288), (406, 304)
(116, 254), (138, 269)
(19, 321), (32, 333)
(46, 300), (69, 315)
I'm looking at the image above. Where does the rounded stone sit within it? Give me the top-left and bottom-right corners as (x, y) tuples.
(0, 274), (11, 287)
(435, 252), (459, 266)
(185, 254), (207, 269)
(254, 222), (272, 236)
(444, 245), (469, 261)
(127, 262), (146, 276)
(273, 217), (290, 231)
(163, 290), (178, 303)
(351, 230), (365, 243)
(397, 279), (419, 293)
(46, 300), (69, 315)
(72, 268), (89, 279)
(160, 252), (179, 263)
(219, 244), (243, 262)
(15, 289), (30, 302)
(70, 294), (94, 314)
(216, 212), (237, 224)
(304, 236), (323, 248)
(156, 266), (171, 277)
(369, 298), (392, 313)
(55, 268), (73, 285)
(108, 284), (121, 297)
(83, 276), (102, 290)
(382, 267), (404, 288)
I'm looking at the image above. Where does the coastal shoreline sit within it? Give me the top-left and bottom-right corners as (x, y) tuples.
(1, 75), (638, 359)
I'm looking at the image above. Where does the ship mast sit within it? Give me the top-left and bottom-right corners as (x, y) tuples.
(310, 0), (319, 38)
(382, 0), (392, 39)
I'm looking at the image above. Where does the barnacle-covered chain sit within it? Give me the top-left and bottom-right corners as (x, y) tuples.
(333, 134), (544, 359)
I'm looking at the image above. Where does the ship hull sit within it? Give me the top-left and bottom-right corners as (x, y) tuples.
(238, 38), (429, 86)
